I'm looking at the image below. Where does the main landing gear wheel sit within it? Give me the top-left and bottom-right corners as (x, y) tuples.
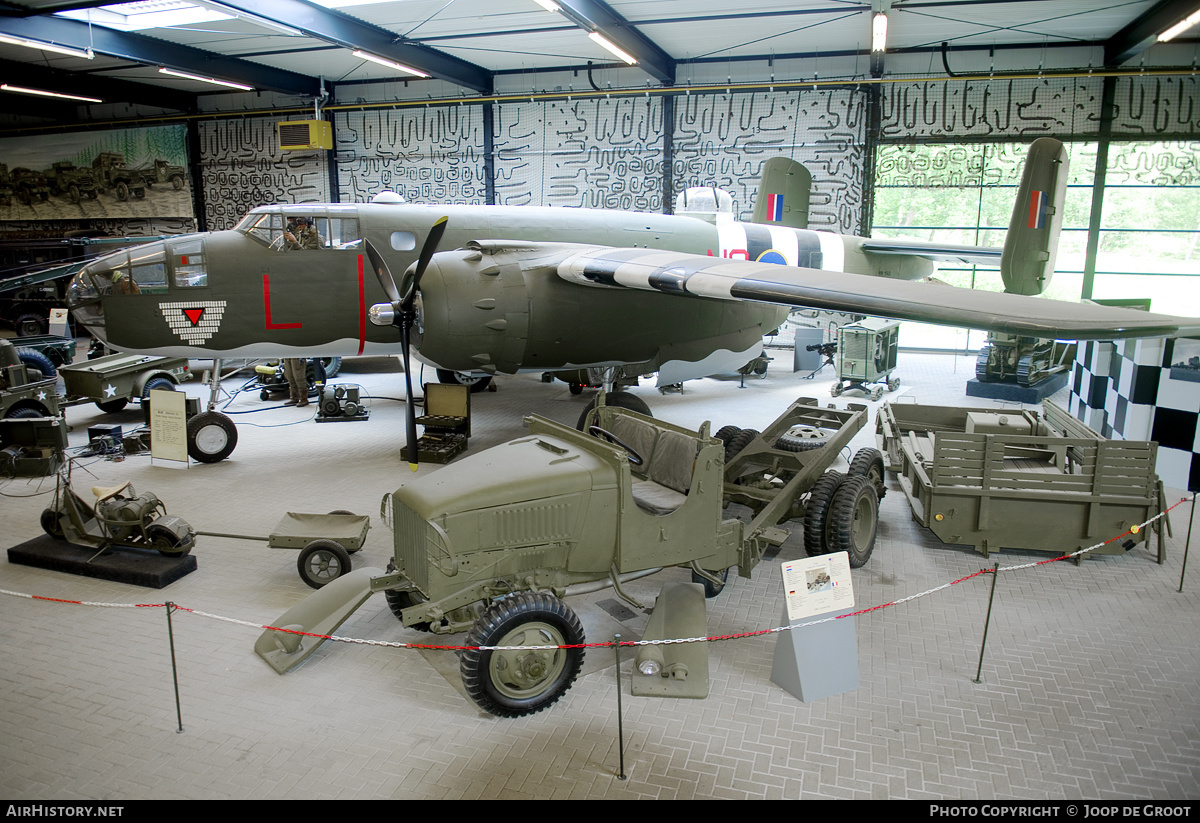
(436, 369), (491, 393)
(186, 411), (238, 463)
(575, 391), (652, 431)
(297, 540), (352, 589)
(460, 592), (585, 718)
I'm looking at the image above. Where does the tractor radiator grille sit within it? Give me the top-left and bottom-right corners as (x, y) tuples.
(393, 500), (429, 593)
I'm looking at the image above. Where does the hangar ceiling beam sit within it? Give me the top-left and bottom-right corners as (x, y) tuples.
(553, 0), (675, 85)
(1105, 0), (1198, 66)
(0, 14), (321, 97)
(211, 0), (492, 94)
(0, 56), (197, 111)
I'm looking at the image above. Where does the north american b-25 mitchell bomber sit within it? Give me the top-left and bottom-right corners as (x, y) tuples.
(66, 137), (1200, 463)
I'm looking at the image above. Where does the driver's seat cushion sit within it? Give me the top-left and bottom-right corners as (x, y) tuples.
(609, 416), (698, 515)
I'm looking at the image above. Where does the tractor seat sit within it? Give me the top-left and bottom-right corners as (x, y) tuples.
(91, 481), (131, 502)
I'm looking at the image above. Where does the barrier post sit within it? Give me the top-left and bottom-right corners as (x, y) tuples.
(165, 601), (184, 733)
(614, 634), (626, 780)
(973, 563), (1001, 684)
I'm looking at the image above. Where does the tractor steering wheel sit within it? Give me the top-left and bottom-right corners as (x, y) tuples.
(588, 425), (643, 466)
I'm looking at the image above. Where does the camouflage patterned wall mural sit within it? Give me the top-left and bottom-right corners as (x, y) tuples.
(335, 107), (486, 205)
(199, 116), (329, 231)
(673, 90), (866, 232)
(493, 97), (665, 210)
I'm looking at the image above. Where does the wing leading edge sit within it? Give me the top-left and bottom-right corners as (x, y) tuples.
(555, 247), (1200, 341)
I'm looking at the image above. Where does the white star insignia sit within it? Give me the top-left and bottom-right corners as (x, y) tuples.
(37, 391), (46, 401)
(104, 384), (116, 398)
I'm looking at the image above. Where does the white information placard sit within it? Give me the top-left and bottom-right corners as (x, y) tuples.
(149, 388), (188, 463)
(48, 308), (70, 337)
(781, 551), (855, 622)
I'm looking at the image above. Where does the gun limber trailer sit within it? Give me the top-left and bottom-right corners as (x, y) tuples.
(876, 400), (1169, 561)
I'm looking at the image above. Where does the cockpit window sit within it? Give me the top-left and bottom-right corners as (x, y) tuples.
(239, 208), (361, 251)
(129, 246), (167, 293)
(172, 239), (207, 287)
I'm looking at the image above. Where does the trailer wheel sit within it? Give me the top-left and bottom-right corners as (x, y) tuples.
(186, 411), (238, 463)
(848, 447), (887, 500)
(95, 398), (129, 413)
(16, 348), (55, 379)
(148, 524), (191, 558)
(40, 509), (64, 540)
(803, 471), (845, 556)
(826, 475), (879, 568)
(14, 312), (46, 337)
(297, 540), (351, 589)
(142, 376), (176, 398)
(461, 592), (584, 718)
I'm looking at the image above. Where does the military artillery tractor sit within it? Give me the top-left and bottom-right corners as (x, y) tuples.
(257, 395), (880, 718)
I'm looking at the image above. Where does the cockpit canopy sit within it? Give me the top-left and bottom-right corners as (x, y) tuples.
(235, 204), (362, 251)
(673, 186), (735, 224)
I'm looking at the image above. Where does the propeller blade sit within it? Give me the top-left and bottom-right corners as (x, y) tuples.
(400, 323), (419, 472)
(404, 215), (449, 308)
(364, 238), (402, 306)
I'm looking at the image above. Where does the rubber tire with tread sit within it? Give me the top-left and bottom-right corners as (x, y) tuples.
(186, 411), (238, 463)
(714, 425), (740, 446)
(436, 369), (491, 393)
(142, 376), (176, 399)
(775, 425), (831, 452)
(148, 524), (191, 557)
(725, 428), (759, 460)
(384, 589), (434, 631)
(14, 312), (46, 337)
(825, 474), (879, 568)
(16, 348), (55, 379)
(575, 390), (652, 431)
(296, 540), (352, 589)
(40, 509), (64, 540)
(95, 398), (129, 414)
(803, 471), (845, 556)
(5, 405), (45, 419)
(847, 447), (887, 500)
(460, 592), (585, 718)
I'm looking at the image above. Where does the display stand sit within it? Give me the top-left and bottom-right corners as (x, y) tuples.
(770, 552), (860, 702)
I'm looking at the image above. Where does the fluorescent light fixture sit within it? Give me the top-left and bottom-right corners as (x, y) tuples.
(0, 83), (102, 103)
(352, 50), (430, 78)
(532, 0), (560, 11)
(1158, 8), (1200, 41)
(158, 66), (253, 90)
(0, 34), (94, 59)
(588, 31), (637, 65)
(872, 12), (888, 52)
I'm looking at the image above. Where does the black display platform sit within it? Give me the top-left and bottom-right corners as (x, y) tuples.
(7, 535), (197, 588)
(965, 371), (1069, 403)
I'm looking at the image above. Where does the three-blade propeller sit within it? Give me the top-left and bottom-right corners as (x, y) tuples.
(364, 216), (448, 471)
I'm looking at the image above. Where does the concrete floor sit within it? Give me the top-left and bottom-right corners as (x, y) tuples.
(1, 349), (1198, 800)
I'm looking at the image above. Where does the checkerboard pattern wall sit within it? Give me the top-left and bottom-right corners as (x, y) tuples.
(1069, 339), (1200, 492)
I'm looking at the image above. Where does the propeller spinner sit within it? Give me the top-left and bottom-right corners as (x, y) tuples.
(365, 216), (449, 471)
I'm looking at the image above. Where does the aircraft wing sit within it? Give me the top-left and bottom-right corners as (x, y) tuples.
(860, 238), (1003, 267)
(554, 246), (1200, 340)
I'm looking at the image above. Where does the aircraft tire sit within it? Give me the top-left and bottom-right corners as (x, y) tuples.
(574, 391), (652, 431)
(847, 447), (887, 500)
(16, 348), (55, 379)
(460, 592), (584, 718)
(436, 369), (491, 392)
(187, 411), (238, 463)
(825, 475), (879, 568)
(803, 471), (845, 556)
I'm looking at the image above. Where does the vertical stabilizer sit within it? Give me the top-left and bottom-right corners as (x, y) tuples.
(752, 157), (811, 229)
(1001, 138), (1069, 295)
